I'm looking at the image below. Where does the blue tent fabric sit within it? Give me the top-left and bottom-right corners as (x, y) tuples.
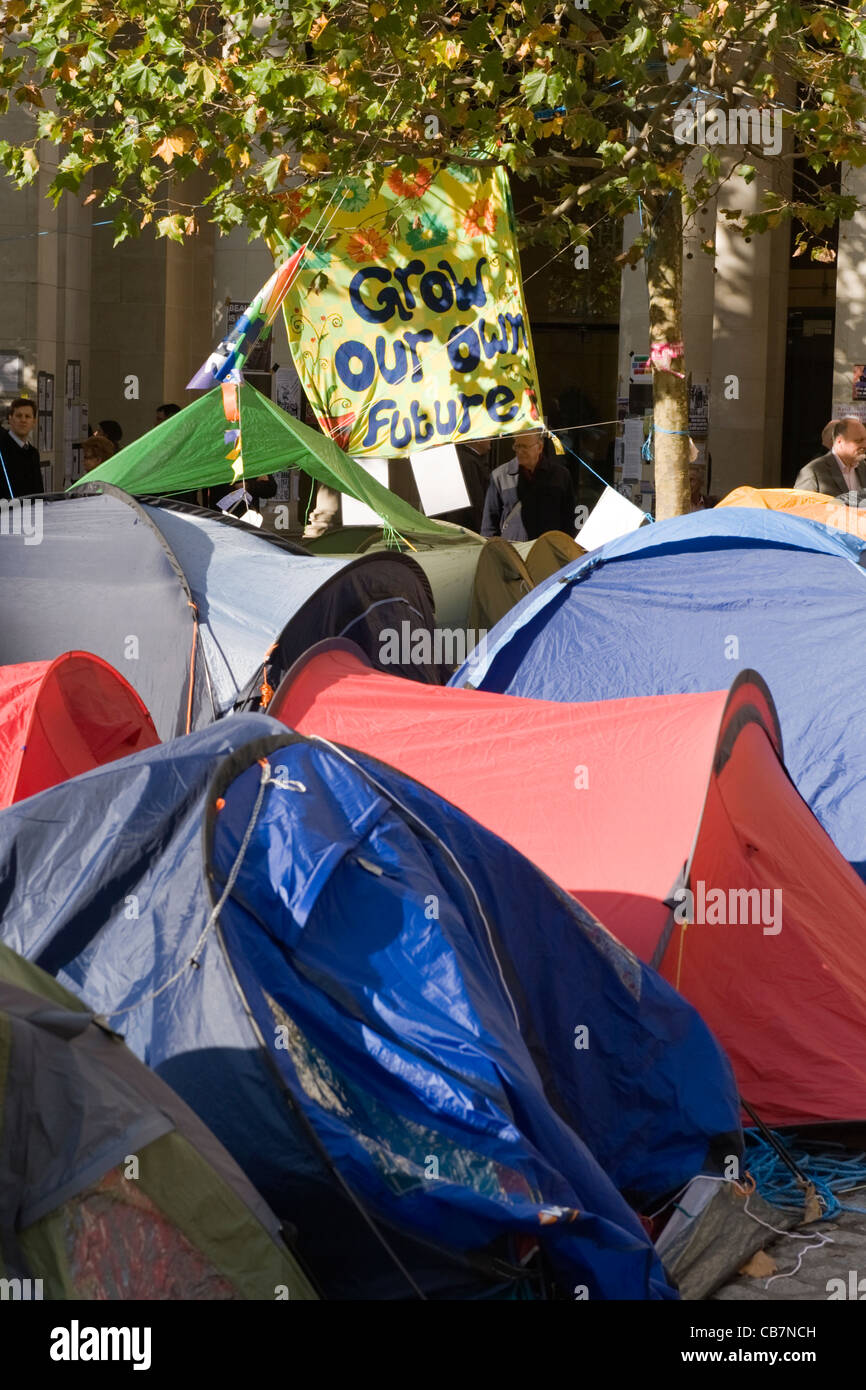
(0, 717), (741, 1299)
(452, 508), (866, 877)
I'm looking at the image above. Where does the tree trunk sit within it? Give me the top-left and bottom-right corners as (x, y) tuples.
(645, 193), (690, 519)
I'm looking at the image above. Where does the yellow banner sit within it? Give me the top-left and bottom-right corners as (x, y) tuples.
(277, 163), (543, 456)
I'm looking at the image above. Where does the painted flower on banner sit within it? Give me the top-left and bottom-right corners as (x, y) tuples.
(339, 176), (371, 212)
(462, 197), (497, 238)
(345, 227), (390, 263)
(404, 213), (449, 251)
(386, 166), (434, 200)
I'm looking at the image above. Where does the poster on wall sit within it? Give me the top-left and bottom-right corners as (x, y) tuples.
(274, 361), (303, 420)
(37, 370), (54, 454)
(689, 380), (710, 436)
(0, 353), (22, 395)
(833, 401), (866, 425)
(65, 360), (81, 398)
(853, 365), (866, 401)
(621, 418), (644, 482)
(629, 354), (651, 385)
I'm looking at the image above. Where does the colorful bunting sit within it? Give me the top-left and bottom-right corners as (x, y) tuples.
(187, 244), (307, 391)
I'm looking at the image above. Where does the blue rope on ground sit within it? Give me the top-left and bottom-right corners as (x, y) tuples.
(745, 1129), (866, 1220)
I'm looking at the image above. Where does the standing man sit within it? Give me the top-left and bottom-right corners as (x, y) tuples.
(794, 417), (866, 495)
(0, 398), (43, 499)
(481, 430), (575, 541)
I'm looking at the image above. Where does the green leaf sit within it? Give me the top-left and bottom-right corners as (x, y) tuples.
(521, 70), (549, 106)
(623, 24), (652, 55)
(260, 154), (284, 191)
(187, 60), (218, 100)
(157, 213), (186, 243)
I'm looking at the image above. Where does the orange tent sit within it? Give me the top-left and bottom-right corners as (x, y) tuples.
(0, 651), (159, 807)
(718, 485), (866, 540)
(272, 641), (866, 1127)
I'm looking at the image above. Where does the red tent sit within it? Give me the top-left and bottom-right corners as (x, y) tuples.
(272, 640), (866, 1127)
(0, 652), (159, 808)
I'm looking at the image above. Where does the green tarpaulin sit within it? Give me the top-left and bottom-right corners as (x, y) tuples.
(73, 384), (458, 538)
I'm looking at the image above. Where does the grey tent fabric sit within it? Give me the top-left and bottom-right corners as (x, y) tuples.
(0, 491), (209, 740)
(656, 1176), (798, 1301)
(140, 503), (356, 715)
(0, 488), (446, 738)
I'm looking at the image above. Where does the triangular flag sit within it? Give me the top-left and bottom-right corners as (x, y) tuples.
(187, 244), (307, 390)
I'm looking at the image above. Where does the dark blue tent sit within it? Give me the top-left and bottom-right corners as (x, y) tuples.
(453, 508), (866, 878)
(0, 488), (443, 740)
(0, 715), (740, 1299)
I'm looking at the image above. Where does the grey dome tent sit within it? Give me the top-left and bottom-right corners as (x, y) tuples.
(0, 486), (445, 739)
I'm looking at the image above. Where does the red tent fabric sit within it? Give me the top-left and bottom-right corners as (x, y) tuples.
(0, 652), (159, 808)
(272, 641), (866, 1127)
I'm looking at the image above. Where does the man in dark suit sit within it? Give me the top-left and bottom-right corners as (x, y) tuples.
(0, 398), (43, 500)
(794, 417), (866, 495)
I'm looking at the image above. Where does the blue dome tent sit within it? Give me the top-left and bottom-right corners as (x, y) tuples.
(0, 715), (740, 1299)
(452, 508), (866, 878)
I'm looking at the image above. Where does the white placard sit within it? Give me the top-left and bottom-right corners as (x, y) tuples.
(576, 485), (647, 552)
(410, 443), (470, 516)
(342, 458), (390, 525)
(832, 401), (866, 425)
(622, 418), (644, 481)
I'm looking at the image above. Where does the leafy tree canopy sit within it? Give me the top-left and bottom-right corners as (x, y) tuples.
(0, 0), (864, 258)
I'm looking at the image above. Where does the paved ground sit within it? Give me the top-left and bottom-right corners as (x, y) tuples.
(714, 1191), (866, 1300)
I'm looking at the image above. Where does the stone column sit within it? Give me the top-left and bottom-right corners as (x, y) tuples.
(681, 153), (716, 479)
(616, 209), (649, 399)
(709, 153), (790, 497)
(834, 162), (866, 413)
